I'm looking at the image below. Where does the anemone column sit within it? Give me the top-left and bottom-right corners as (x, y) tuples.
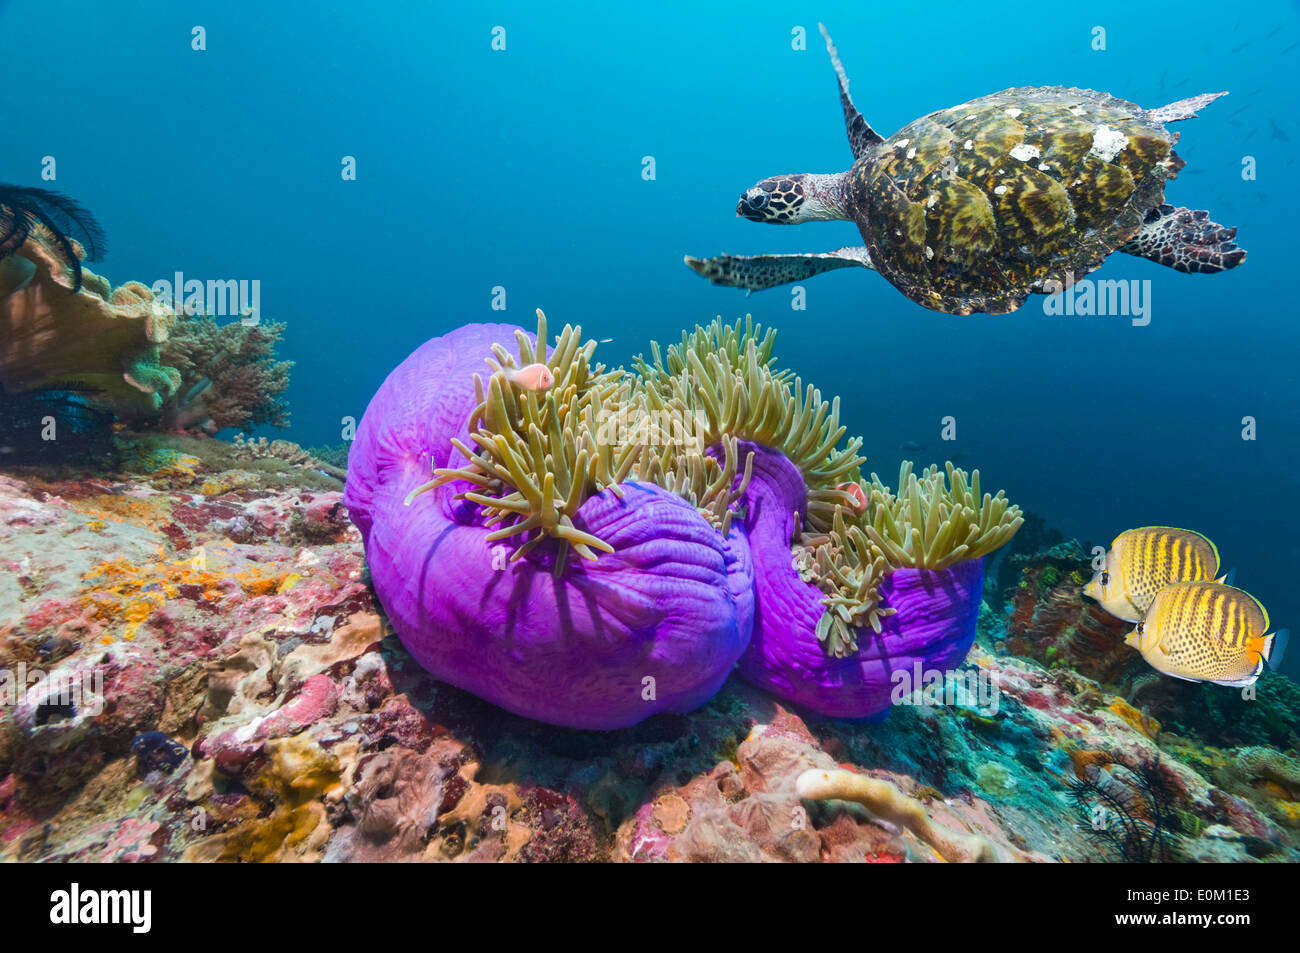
(731, 441), (985, 719)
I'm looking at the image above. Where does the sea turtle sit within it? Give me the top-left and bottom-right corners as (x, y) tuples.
(685, 25), (1245, 315)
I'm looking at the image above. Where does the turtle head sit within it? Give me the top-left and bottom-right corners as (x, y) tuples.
(737, 173), (850, 224)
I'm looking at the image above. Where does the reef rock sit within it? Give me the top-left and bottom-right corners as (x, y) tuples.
(1, 452), (1298, 863)
(1001, 541), (1139, 685)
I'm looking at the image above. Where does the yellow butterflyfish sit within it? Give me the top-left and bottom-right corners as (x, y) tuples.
(1084, 526), (1226, 622)
(1125, 580), (1289, 687)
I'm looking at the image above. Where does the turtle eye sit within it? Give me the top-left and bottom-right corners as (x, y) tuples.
(748, 192), (769, 210)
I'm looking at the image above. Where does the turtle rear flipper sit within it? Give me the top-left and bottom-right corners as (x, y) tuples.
(818, 24), (882, 159)
(685, 247), (875, 292)
(1119, 204), (1246, 274)
(1143, 91), (1227, 124)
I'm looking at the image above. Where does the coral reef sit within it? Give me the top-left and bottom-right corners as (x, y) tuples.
(1, 304), (1295, 863)
(156, 313), (292, 432)
(231, 435), (345, 481)
(0, 229), (179, 411)
(1, 457), (1297, 862)
(0, 218), (291, 437)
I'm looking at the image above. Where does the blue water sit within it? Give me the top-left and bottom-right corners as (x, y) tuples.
(4, 0), (1298, 673)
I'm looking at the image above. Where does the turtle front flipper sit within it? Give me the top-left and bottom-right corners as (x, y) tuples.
(1119, 204), (1246, 274)
(684, 247), (875, 292)
(817, 24), (882, 159)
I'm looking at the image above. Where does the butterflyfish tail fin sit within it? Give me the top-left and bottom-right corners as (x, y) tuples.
(1264, 629), (1289, 671)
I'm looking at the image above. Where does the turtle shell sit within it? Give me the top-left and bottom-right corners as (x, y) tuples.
(850, 87), (1183, 314)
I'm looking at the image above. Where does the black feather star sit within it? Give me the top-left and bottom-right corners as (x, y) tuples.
(0, 184), (107, 293)
(1067, 754), (1183, 862)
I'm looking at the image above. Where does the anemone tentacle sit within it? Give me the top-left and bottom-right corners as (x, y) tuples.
(862, 461), (1024, 570)
(412, 310), (1022, 651)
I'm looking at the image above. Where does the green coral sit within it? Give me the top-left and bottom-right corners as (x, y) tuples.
(1237, 747), (1300, 791)
(158, 312), (293, 431)
(304, 442), (350, 470)
(975, 762), (1018, 799)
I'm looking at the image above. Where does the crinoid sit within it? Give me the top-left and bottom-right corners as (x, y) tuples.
(0, 382), (118, 467)
(1067, 753), (1183, 862)
(0, 185), (106, 293)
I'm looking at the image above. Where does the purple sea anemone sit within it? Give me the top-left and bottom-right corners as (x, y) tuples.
(729, 443), (986, 717)
(345, 314), (1020, 728)
(343, 321), (753, 729)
